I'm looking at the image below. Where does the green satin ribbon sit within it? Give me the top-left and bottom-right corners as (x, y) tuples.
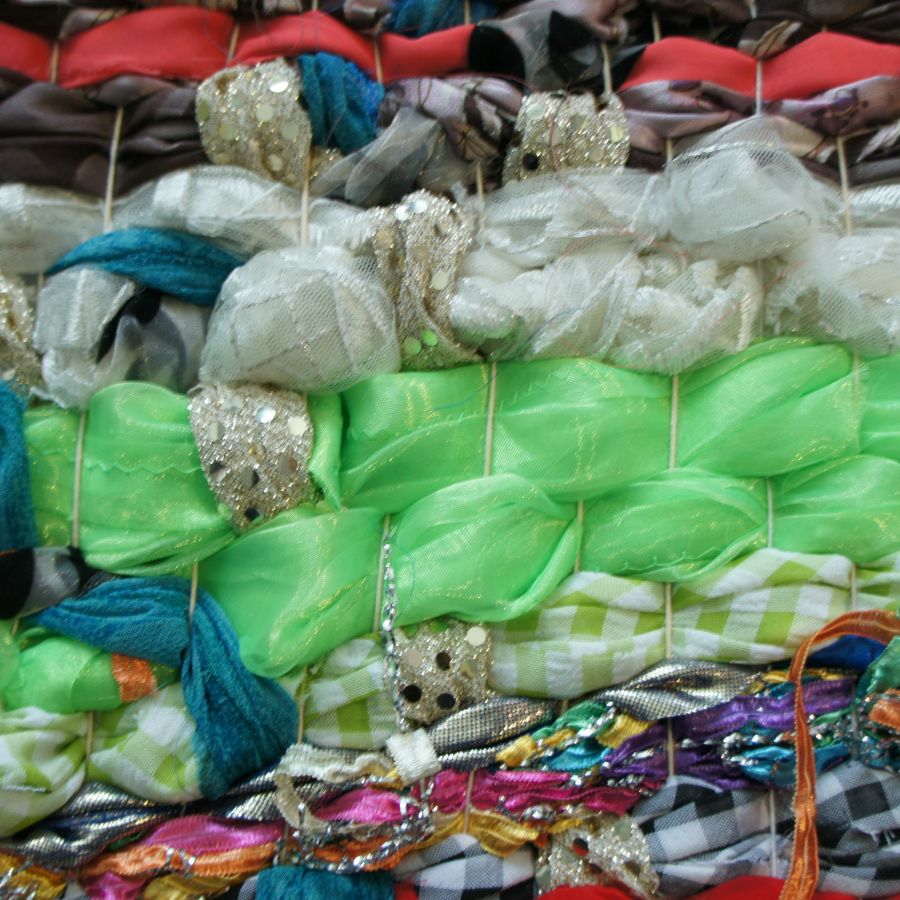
(25, 385), (342, 573)
(22, 339), (900, 676)
(201, 475), (579, 675)
(341, 339), (880, 510)
(25, 340), (900, 574)
(0, 622), (177, 714)
(7, 550), (897, 743)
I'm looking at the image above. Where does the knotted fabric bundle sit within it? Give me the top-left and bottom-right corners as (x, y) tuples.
(35, 577), (297, 797)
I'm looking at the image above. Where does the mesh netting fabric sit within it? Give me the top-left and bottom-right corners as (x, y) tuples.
(200, 247), (399, 395)
(6, 120), (899, 401)
(35, 268), (209, 409)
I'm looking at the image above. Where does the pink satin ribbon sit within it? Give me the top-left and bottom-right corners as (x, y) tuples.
(314, 769), (647, 824)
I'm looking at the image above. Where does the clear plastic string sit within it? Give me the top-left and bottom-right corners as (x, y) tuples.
(373, 514), (393, 631)
(49, 41), (60, 84)
(227, 23), (241, 62)
(651, 10), (662, 42)
(752, 58), (780, 847)
(768, 786), (778, 876)
(483, 362), (498, 478)
(300, 152), (311, 248)
(188, 560), (199, 626)
(463, 0), (471, 25)
(601, 43), (613, 99)
(837, 136), (855, 236)
(755, 60), (763, 115)
(102, 107), (124, 232)
(68, 405), (93, 786)
(84, 708), (95, 776)
(462, 769), (475, 834)
(296, 666), (309, 742)
(373, 38), (384, 86)
(665, 373), (679, 776)
(71, 411), (88, 548)
(574, 500), (585, 573)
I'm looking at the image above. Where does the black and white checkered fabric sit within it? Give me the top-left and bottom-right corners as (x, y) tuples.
(393, 834), (535, 900)
(632, 761), (900, 898)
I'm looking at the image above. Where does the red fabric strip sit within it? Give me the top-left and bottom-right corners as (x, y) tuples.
(621, 34), (900, 100)
(57, 8), (232, 88)
(379, 25), (473, 81)
(690, 876), (857, 899)
(0, 22), (52, 82)
(233, 10), (376, 72)
(6, 10), (897, 96)
(37, 8), (472, 88)
(763, 33), (900, 100)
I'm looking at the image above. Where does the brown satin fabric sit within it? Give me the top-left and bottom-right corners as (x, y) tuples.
(0, 71), (203, 197)
(622, 75), (900, 183)
(780, 610), (900, 900)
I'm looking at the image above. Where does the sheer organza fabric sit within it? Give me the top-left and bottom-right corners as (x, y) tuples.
(6, 120), (898, 406)
(23, 340), (900, 675)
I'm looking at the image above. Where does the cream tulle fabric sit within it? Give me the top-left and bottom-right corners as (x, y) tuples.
(200, 247), (399, 393)
(7, 119), (900, 404)
(34, 269), (209, 409)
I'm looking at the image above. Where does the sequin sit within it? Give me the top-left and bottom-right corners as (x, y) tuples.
(0, 270), (41, 393)
(256, 103), (275, 123)
(537, 814), (659, 897)
(189, 383), (316, 530)
(465, 626), (488, 647)
(373, 191), (479, 370)
(390, 620), (494, 726)
(197, 60), (311, 190)
(503, 91), (630, 183)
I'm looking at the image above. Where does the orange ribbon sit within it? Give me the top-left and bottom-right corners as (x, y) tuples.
(80, 843), (277, 879)
(869, 692), (900, 732)
(779, 610), (900, 900)
(111, 652), (158, 702)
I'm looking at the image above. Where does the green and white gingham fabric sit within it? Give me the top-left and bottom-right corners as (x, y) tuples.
(492, 550), (900, 696)
(88, 683), (200, 804)
(0, 684), (201, 837)
(0, 706), (86, 835)
(299, 550), (900, 749)
(299, 637), (396, 750)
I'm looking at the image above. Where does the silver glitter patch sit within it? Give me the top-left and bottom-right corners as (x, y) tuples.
(503, 91), (629, 183)
(372, 190), (479, 370)
(197, 60), (312, 190)
(536, 814), (659, 898)
(188, 382), (316, 530)
(593, 659), (760, 721)
(0, 270), (41, 393)
(429, 696), (556, 755)
(392, 620), (494, 726)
